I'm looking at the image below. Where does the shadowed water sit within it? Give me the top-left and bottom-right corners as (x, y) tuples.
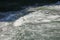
(0, 1), (60, 40)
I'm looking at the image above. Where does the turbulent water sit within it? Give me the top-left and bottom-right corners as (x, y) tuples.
(0, 1), (60, 40)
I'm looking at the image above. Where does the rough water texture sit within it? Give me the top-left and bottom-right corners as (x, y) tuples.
(0, 1), (60, 40)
